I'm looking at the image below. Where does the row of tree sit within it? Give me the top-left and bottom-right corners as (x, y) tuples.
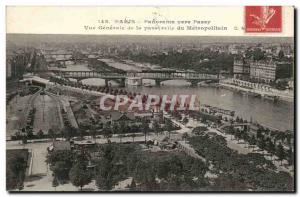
(223, 125), (294, 166)
(47, 143), (209, 191)
(188, 135), (294, 191)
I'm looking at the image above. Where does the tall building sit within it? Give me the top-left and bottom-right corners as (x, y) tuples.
(249, 59), (276, 83)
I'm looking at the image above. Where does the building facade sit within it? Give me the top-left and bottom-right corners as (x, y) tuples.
(233, 57), (250, 79)
(249, 59), (276, 83)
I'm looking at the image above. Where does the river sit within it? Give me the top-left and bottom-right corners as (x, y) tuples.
(129, 84), (294, 131)
(80, 78), (294, 131)
(63, 60), (293, 131)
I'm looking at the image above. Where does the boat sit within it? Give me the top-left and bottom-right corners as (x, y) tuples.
(144, 83), (152, 88)
(263, 95), (279, 102)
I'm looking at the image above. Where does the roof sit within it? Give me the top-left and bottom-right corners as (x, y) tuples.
(117, 113), (135, 121)
(99, 111), (135, 123)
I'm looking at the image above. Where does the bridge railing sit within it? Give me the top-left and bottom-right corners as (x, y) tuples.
(132, 72), (219, 79)
(36, 70), (219, 80)
(63, 71), (126, 78)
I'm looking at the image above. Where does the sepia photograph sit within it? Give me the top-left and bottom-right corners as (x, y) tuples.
(5, 6), (295, 192)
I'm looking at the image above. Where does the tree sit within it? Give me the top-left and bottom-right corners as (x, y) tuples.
(52, 176), (59, 191)
(129, 178), (137, 191)
(48, 128), (56, 140)
(26, 129), (34, 139)
(266, 138), (275, 152)
(248, 135), (256, 151)
(192, 126), (208, 136)
(234, 129), (241, 142)
(90, 125), (98, 139)
(286, 147), (294, 166)
(276, 143), (285, 165)
(69, 164), (92, 191)
(37, 129), (44, 139)
(52, 161), (70, 180)
(277, 131), (285, 143)
(182, 132), (189, 142)
(95, 173), (114, 191)
(256, 129), (263, 140)
(278, 50), (285, 59)
(141, 119), (149, 143)
(111, 123), (121, 142)
(47, 150), (74, 180)
(63, 126), (77, 141)
(258, 138), (266, 151)
(103, 123), (112, 143)
(134, 157), (157, 190)
(95, 144), (115, 191)
(152, 120), (161, 136)
(251, 48), (265, 60)
(21, 136), (27, 145)
(7, 154), (27, 190)
(182, 117), (189, 124)
(285, 130), (293, 146)
(130, 133), (136, 142)
(164, 119), (173, 139)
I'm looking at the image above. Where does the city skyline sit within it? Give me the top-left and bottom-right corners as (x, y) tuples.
(7, 33), (293, 46)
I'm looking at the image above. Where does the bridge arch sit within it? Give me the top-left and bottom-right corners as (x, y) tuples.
(78, 78), (124, 87)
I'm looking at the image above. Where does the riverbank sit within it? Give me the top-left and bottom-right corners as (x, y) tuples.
(219, 82), (294, 103)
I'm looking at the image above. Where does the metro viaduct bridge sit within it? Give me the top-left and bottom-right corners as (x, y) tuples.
(46, 58), (89, 64)
(44, 52), (100, 64)
(36, 70), (220, 87)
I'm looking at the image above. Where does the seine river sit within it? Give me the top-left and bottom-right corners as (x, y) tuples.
(81, 78), (294, 131)
(69, 62), (294, 131)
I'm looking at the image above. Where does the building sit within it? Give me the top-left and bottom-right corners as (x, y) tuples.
(228, 45), (239, 55)
(249, 59), (276, 83)
(233, 57), (250, 79)
(234, 56), (293, 84)
(99, 111), (135, 125)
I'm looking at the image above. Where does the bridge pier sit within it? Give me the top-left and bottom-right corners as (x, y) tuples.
(74, 57), (77, 64)
(189, 80), (199, 87)
(105, 79), (109, 87)
(119, 78), (126, 87)
(155, 79), (162, 86)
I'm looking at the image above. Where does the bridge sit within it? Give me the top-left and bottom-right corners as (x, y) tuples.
(43, 52), (100, 65)
(44, 53), (74, 59)
(43, 52), (99, 56)
(43, 52), (100, 58)
(46, 70), (220, 86)
(46, 58), (88, 64)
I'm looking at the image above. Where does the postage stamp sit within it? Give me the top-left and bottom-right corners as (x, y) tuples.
(245, 6), (282, 32)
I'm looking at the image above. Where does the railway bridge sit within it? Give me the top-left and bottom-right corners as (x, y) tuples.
(46, 70), (220, 87)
